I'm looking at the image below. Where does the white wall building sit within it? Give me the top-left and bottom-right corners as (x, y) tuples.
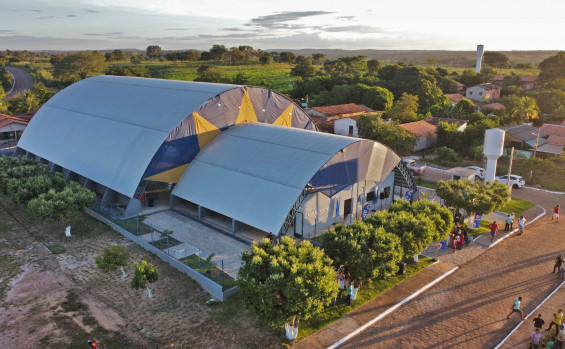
(334, 116), (361, 137)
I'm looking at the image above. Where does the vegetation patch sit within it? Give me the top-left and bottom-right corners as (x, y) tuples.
(150, 236), (182, 250)
(499, 198), (536, 215)
(46, 242), (66, 254)
(180, 254), (237, 289)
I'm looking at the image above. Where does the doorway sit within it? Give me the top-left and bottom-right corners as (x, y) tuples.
(344, 198), (352, 218)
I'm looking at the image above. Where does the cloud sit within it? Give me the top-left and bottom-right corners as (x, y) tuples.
(87, 9), (99, 13)
(337, 16), (355, 20)
(221, 27), (246, 32)
(31, 9), (41, 13)
(36, 16), (56, 20)
(316, 25), (388, 34)
(0, 30), (16, 34)
(166, 28), (190, 31)
(249, 11), (333, 29)
(67, 14), (77, 17)
(196, 32), (266, 39)
(84, 32), (125, 37)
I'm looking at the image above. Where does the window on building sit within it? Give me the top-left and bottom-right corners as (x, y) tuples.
(383, 186), (391, 198)
(348, 125), (354, 135)
(366, 191), (375, 201)
(479, 92), (483, 96)
(469, 91), (473, 95)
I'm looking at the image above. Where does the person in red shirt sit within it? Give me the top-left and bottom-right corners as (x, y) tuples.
(553, 205), (560, 222)
(490, 221), (499, 242)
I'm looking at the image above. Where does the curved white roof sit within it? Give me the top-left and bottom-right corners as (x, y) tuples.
(172, 123), (400, 233)
(17, 76), (239, 196)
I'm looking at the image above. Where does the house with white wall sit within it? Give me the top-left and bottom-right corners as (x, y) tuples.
(465, 83), (501, 102)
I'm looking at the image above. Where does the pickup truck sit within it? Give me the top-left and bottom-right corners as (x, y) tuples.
(401, 158), (426, 175)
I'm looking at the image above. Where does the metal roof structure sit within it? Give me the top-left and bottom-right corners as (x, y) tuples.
(17, 76), (315, 197)
(172, 123), (400, 233)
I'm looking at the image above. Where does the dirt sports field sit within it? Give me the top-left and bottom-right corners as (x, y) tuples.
(0, 200), (281, 349)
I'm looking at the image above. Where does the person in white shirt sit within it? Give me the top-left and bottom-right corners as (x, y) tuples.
(518, 215), (527, 235)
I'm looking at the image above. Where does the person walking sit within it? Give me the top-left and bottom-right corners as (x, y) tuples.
(506, 296), (524, 320)
(554, 255), (564, 274)
(547, 308), (564, 334)
(533, 313), (545, 331)
(505, 214), (512, 232)
(554, 205), (561, 222)
(530, 328), (542, 349)
(346, 281), (353, 306)
(518, 215), (527, 235)
(454, 209), (462, 224)
(490, 221), (499, 243)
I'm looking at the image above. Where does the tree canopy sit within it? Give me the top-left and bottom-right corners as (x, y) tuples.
(237, 236), (338, 328)
(383, 93), (419, 123)
(96, 245), (129, 273)
(322, 222), (402, 283)
(436, 180), (510, 219)
(51, 51), (107, 81)
(538, 52), (565, 90)
(483, 52), (510, 69)
(357, 114), (416, 152)
(146, 45), (162, 59)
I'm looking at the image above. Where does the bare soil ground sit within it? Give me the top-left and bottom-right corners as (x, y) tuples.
(0, 200), (280, 349)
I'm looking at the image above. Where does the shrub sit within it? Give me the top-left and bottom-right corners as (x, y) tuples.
(95, 245), (129, 273)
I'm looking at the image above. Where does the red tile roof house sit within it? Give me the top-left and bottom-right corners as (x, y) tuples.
(399, 120), (437, 151)
(424, 116), (468, 132)
(490, 75), (505, 87)
(519, 76), (538, 91)
(537, 124), (565, 156)
(444, 93), (470, 106)
(307, 103), (381, 133)
(465, 83), (501, 102)
(0, 113), (29, 148)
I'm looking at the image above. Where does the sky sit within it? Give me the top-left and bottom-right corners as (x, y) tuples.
(0, 0), (564, 51)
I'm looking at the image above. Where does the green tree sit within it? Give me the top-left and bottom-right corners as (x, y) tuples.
(146, 45), (162, 59)
(436, 180), (510, 227)
(322, 222), (403, 284)
(323, 56), (368, 76)
(96, 245), (129, 273)
(483, 52), (510, 69)
(290, 57), (316, 79)
(367, 59), (381, 75)
(538, 52), (565, 90)
(6, 173), (66, 204)
(383, 93), (419, 123)
(131, 260), (159, 298)
(365, 210), (438, 258)
(312, 53), (326, 65)
(387, 199), (454, 239)
(196, 66), (225, 83)
(238, 236), (338, 340)
(259, 53), (272, 65)
(279, 51), (297, 64)
(27, 182), (96, 224)
(434, 146), (458, 165)
(378, 64), (400, 81)
(529, 89), (565, 115)
(357, 114), (417, 152)
(51, 51), (107, 80)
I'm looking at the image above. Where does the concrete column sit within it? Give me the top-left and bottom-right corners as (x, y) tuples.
(198, 205), (210, 219)
(169, 195), (179, 208)
(101, 188), (116, 206)
(124, 198), (141, 219)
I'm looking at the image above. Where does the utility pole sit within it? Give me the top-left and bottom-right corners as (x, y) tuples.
(533, 127), (541, 158)
(507, 147), (515, 196)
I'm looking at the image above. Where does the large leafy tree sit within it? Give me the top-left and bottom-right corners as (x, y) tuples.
(365, 211), (438, 258)
(238, 236), (338, 340)
(357, 114), (416, 152)
(51, 51), (107, 80)
(146, 45), (162, 59)
(538, 52), (565, 90)
(383, 93), (419, 123)
(436, 179), (510, 227)
(323, 56), (368, 76)
(483, 52), (510, 69)
(387, 199), (454, 239)
(322, 222), (403, 284)
(290, 57), (316, 79)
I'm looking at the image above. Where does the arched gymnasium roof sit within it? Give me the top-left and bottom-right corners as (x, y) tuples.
(172, 123), (400, 234)
(17, 76), (316, 197)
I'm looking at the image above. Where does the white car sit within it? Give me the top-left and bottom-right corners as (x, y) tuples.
(467, 166), (485, 180)
(495, 175), (525, 188)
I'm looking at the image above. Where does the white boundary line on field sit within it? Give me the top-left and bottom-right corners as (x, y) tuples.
(326, 265), (458, 349)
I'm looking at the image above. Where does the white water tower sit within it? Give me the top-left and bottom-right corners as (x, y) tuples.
(483, 128), (505, 182)
(476, 44), (484, 74)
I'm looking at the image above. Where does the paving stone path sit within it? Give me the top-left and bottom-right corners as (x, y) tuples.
(341, 188), (565, 349)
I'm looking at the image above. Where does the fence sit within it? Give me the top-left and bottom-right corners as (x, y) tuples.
(88, 203), (239, 301)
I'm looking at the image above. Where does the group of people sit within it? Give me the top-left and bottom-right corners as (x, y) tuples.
(449, 224), (470, 252)
(527, 308), (565, 349)
(335, 267), (355, 306)
(489, 214), (527, 242)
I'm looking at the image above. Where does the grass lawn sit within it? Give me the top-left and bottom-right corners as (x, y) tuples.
(294, 256), (435, 341)
(150, 236), (183, 250)
(469, 219), (492, 238)
(180, 255), (237, 289)
(499, 198), (536, 215)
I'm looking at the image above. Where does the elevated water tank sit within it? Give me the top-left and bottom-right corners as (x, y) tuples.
(483, 128), (505, 182)
(476, 44), (484, 74)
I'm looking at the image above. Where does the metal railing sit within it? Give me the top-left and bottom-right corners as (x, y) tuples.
(280, 185), (312, 238)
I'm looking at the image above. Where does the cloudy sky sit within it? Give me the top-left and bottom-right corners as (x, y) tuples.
(1, 0), (564, 51)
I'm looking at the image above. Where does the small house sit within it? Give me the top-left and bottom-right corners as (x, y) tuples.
(465, 83), (501, 102)
(447, 167), (476, 182)
(307, 103), (380, 133)
(399, 120), (437, 151)
(444, 93), (470, 106)
(424, 117), (468, 132)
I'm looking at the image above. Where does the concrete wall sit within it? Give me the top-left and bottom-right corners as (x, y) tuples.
(414, 134), (437, 151)
(334, 118), (359, 137)
(292, 172), (395, 239)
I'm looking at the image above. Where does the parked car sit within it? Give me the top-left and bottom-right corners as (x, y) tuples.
(495, 175), (525, 188)
(466, 166), (485, 180)
(401, 158), (426, 175)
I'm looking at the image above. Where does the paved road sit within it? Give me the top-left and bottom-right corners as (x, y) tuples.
(341, 188), (565, 349)
(3, 66), (33, 99)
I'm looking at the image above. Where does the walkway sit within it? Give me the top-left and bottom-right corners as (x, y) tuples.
(3, 66), (33, 99)
(329, 188), (565, 348)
